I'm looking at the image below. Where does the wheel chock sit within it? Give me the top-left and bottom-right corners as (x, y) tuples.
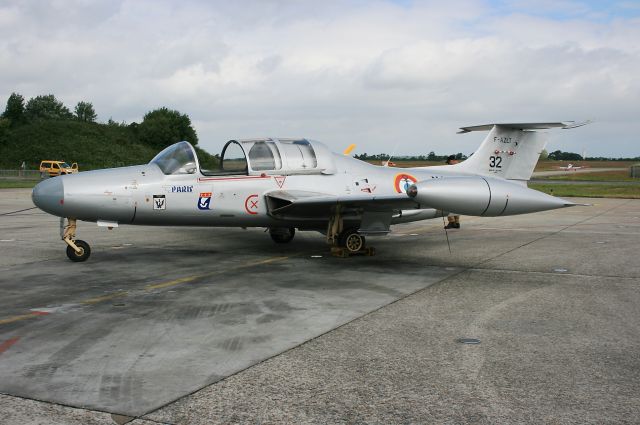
(330, 246), (376, 258)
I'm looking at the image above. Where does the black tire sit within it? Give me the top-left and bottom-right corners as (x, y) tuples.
(339, 228), (365, 253)
(270, 228), (295, 244)
(66, 240), (91, 262)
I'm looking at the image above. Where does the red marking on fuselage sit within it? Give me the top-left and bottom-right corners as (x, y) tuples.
(393, 173), (417, 193)
(274, 176), (286, 188)
(0, 337), (20, 354)
(30, 311), (50, 316)
(244, 194), (259, 215)
(198, 176), (270, 182)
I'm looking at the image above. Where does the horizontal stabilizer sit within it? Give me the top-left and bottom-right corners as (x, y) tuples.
(457, 121), (591, 134)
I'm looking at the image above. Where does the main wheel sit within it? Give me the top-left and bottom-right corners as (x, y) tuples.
(339, 228), (365, 253)
(66, 240), (91, 262)
(270, 228), (295, 244)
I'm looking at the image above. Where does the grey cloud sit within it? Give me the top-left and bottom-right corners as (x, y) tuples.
(0, 0), (638, 157)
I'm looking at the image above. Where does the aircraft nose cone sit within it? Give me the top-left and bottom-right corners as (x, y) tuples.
(32, 177), (65, 216)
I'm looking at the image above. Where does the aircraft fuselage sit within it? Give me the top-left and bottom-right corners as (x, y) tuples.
(34, 154), (452, 228)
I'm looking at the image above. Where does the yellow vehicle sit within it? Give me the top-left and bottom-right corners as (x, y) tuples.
(40, 160), (78, 177)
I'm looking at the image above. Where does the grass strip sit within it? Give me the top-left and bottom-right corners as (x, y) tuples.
(530, 183), (640, 199)
(0, 179), (40, 189)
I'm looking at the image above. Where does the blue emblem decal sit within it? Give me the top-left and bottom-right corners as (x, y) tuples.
(198, 192), (212, 210)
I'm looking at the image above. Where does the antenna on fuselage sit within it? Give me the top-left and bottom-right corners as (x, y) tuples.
(441, 212), (452, 255)
(383, 141), (400, 167)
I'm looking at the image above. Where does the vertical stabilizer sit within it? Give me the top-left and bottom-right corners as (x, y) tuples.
(451, 125), (548, 181)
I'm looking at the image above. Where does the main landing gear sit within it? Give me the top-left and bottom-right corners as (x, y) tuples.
(61, 218), (91, 262)
(327, 208), (375, 257)
(269, 227), (296, 243)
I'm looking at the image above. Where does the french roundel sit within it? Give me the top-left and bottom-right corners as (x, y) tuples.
(394, 173), (417, 193)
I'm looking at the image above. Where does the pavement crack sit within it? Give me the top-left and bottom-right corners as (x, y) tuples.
(467, 267), (639, 280)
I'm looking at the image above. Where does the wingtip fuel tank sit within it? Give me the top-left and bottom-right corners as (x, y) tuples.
(407, 176), (576, 216)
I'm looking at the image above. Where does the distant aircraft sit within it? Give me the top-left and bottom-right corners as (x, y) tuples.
(556, 163), (586, 171)
(32, 122), (588, 262)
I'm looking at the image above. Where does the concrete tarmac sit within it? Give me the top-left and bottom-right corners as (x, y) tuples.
(0, 188), (639, 424)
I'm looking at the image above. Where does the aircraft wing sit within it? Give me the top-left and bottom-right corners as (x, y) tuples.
(264, 190), (419, 218)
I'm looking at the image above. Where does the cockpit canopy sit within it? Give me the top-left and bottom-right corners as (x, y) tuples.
(211, 138), (337, 176)
(150, 141), (198, 175)
(151, 138), (337, 176)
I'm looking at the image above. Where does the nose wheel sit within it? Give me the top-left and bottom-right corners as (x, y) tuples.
(66, 240), (91, 262)
(61, 218), (91, 262)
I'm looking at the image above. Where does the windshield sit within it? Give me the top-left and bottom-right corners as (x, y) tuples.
(150, 142), (198, 175)
(61, 163), (70, 168)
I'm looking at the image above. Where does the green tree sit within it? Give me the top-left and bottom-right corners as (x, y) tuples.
(24, 94), (72, 121)
(539, 148), (549, 160)
(74, 101), (97, 122)
(138, 107), (198, 149)
(3, 92), (26, 125)
(0, 117), (10, 136)
(548, 150), (582, 161)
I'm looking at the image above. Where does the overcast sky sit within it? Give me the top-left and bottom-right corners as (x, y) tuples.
(1, 0), (639, 157)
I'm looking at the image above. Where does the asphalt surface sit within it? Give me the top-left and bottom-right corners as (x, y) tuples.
(1, 188), (639, 424)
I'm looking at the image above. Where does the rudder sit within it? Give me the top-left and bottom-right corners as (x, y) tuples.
(452, 125), (548, 181)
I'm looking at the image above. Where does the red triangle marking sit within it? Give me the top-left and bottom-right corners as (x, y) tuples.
(274, 176), (286, 188)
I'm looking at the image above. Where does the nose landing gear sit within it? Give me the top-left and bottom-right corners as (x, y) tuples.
(61, 218), (91, 262)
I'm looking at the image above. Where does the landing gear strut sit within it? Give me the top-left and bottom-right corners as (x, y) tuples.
(61, 218), (91, 262)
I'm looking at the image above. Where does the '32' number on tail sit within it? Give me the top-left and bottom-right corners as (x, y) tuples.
(489, 156), (502, 168)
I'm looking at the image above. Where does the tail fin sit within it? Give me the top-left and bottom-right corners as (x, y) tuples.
(451, 122), (587, 181)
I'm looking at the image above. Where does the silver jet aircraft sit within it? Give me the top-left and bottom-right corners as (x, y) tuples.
(32, 122), (587, 262)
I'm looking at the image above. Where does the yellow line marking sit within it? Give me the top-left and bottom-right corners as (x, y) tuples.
(145, 256), (291, 290)
(144, 257), (289, 291)
(145, 275), (201, 290)
(243, 256), (289, 267)
(81, 291), (129, 305)
(1, 255), (293, 325)
(0, 313), (42, 325)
